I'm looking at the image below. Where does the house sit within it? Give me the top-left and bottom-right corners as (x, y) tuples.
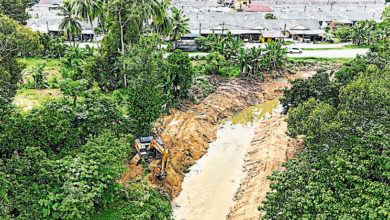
(26, 0), (99, 41)
(261, 31), (286, 43)
(286, 24), (326, 42)
(241, 3), (274, 12)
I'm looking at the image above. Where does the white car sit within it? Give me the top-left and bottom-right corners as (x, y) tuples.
(287, 48), (303, 54)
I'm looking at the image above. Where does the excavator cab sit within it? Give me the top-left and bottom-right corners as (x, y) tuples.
(134, 136), (169, 179)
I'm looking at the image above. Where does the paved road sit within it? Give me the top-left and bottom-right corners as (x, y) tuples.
(288, 49), (369, 58)
(184, 49), (369, 58)
(243, 42), (352, 49)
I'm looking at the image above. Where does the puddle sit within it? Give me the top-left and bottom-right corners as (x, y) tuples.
(173, 99), (282, 220)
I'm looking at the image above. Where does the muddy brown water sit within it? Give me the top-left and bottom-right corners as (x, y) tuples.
(173, 99), (281, 220)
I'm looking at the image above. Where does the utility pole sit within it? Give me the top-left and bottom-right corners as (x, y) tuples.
(46, 21), (49, 34)
(199, 23), (202, 35)
(222, 22), (225, 35)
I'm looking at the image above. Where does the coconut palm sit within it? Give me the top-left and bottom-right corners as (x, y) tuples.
(137, 0), (169, 25)
(72, 0), (102, 48)
(169, 7), (190, 49)
(152, 14), (172, 37)
(58, 1), (82, 46)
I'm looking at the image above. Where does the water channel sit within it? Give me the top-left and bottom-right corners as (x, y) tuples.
(173, 99), (281, 220)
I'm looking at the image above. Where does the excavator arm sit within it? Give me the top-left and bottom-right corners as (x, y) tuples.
(147, 140), (169, 179)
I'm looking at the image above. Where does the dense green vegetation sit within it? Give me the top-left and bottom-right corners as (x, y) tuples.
(195, 32), (287, 79)
(1, 0), (287, 217)
(0, 0), (30, 24)
(261, 18), (390, 218)
(2, 0), (388, 219)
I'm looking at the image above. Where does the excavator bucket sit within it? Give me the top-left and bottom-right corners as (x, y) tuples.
(130, 154), (141, 165)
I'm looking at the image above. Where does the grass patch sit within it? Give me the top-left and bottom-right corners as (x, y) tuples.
(342, 44), (370, 49)
(13, 89), (63, 112)
(18, 57), (62, 86)
(288, 57), (353, 63)
(283, 41), (295, 45)
(18, 57), (61, 69)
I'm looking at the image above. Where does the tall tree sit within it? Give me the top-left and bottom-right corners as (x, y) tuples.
(72, 0), (102, 49)
(0, 0), (30, 24)
(0, 15), (39, 119)
(105, 0), (169, 53)
(169, 7), (190, 49)
(58, 1), (82, 46)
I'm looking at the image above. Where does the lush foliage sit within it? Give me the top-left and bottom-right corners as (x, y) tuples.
(0, 15), (39, 117)
(260, 37), (390, 218)
(0, 0), (30, 24)
(96, 182), (173, 219)
(38, 34), (69, 58)
(58, 0), (83, 45)
(28, 63), (48, 89)
(169, 7), (190, 48)
(60, 44), (94, 80)
(280, 70), (339, 114)
(166, 50), (194, 103)
(2, 133), (131, 219)
(195, 31), (243, 57)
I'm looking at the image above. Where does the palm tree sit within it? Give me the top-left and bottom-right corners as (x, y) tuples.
(169, 7), (190, 49)
(58, 1), (82, 46)
(72, 0), (102, 49)
(137, 0), (169, 26)
(261, 41), (287, 71)
(153, 14), (172, 37)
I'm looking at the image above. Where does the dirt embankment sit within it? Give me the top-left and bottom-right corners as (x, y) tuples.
(120, 79), (265, 197)
(227, 114), (302, 220)
(227, 64), (342, 220)
(120, 62), (341, 200)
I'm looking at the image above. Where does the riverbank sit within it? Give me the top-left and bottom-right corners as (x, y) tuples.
(119, 61), (343, 215)
(228, 113), (303, 220)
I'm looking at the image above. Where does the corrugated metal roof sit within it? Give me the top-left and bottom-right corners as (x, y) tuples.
(289, 29), (326, 35)
(242, 4), (274, 12)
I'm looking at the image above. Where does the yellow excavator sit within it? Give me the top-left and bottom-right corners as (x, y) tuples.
(134, 136), (169, 179)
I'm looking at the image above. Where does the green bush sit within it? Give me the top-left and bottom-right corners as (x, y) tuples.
(260, 38), (390, 218)
(280, 71), (340, 114)
(96, 182), (172, 220)
(124, 82), (167, 136)
(0, 92), (130, 158)
(3, 133), (132, 219)
(166, 50), (194, 104)
(61, 45), (94, 80)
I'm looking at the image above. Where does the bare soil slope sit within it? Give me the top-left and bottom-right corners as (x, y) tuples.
(120, 79), (264, 197)
(120, 62), (340, 200)
(227, 114), (302, 220)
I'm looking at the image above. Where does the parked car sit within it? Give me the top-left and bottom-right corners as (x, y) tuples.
(287, 48), (303, 54)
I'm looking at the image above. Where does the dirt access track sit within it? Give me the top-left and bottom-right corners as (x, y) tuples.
(120, 63), (340, 201)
